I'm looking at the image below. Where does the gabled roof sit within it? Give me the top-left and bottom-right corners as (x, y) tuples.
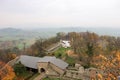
(38, 56), (68, 69)
(18, 55), (68, 69)
(19, 55), (40, 69)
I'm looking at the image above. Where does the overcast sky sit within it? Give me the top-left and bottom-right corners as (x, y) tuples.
(0, 0), (120, 29)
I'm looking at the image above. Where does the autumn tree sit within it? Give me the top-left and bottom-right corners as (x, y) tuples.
(0, 61), (15, 80)
(106, 36), (120, 54)
(56, 32), (66, 40)
(93, 52), (120, 79)
(114, 37), (120, 53)
(0, 49), (17, 62)
(27, 35), (62, 56)
(68, 32), (99, 67)
(30, 38), (46, 57)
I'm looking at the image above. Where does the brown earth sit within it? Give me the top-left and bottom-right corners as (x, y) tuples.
(66, 50), (79, 58)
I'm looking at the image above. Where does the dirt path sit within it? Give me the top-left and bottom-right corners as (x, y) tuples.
(46, 42), (61, 54)
(66, 50), (79, 57)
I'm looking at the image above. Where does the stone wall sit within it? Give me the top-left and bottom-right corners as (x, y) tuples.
(50, 62), (65, 75)
(37, 62), (65, 76)
(37, 62), (48, 73)
(65, 70), (88, 80)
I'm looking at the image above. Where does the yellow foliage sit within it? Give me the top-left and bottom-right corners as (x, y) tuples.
(0, 62), (15, 80)
(97, 73), (102, 79)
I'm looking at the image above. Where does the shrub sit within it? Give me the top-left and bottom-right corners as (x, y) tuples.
(66, 56), (75, 66)
(14, 62), (27, 76)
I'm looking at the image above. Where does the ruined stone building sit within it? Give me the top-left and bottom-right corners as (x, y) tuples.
(18, 55), (68, 76)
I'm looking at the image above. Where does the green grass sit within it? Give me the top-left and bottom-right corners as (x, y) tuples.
(23, 72), (33, 79)
(16, 71), (33, 79)
(29, 73), (40, 80)
(17, 39), (35, 49)
(0, 37), (35, 50)
(17, 43), (24, 49)
(43, 77), (61, 80)
(53, 47), (71, 58)
(53, 47), (76, 66)
(66, 56), (76, 66)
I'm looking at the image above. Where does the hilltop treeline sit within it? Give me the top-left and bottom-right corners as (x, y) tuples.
(0, 31), (120, 79)
(26, 31), (120, 59)
(66, 32), (120, 67)
(0, 31), (120, 63)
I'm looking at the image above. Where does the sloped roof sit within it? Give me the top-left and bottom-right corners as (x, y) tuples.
(19, 55), (40, 69)
(19, 55), (68, 69)
(38, 56), (68, 69)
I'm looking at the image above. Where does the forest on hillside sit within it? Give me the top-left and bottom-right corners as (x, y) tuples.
(0, 31), (120, 79)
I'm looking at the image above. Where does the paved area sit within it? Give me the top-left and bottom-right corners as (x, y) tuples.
(46, 42), (61, 53)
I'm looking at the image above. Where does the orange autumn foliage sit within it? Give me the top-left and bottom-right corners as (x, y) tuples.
(0, 61), (15, 80)
(92, 51), (120, 79)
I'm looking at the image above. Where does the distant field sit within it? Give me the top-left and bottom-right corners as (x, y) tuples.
(16, 39), (36, 49)
(0, 37), (36, 50)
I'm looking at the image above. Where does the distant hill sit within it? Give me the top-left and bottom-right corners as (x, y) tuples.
(0, 28), (39, 40)
(0, 27), (119, 41)
(34, 27), (120, 37)
(0, 28), (24, 36)
(0, 27), (59, 41)
(0, 27), (119, 49)
(0, 28), (22, 32)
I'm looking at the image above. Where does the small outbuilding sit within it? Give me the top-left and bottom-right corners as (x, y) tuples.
(60, 40), (71, 48)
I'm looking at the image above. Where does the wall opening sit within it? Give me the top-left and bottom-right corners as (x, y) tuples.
(40, 68), (45, 73)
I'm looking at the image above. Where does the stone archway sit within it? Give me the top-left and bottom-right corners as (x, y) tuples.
(40, 68), (45, 73)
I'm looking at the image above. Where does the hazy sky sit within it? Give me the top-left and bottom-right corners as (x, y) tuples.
(0, 0), (120, 29)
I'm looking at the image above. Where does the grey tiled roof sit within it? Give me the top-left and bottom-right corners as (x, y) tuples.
(19, 55), (40, 69)
(19, 55), (68, 69)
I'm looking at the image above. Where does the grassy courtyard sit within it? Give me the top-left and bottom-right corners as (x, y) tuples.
(53, 47), (71, 58)
(43, 77), (61, 80)
(53, 47), (76, 66)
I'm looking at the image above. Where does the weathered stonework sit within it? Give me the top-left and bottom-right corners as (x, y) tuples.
(37, 62), (66, 76)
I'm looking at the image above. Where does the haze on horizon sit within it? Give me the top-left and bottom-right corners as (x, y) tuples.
(0, 0), (120, 29)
